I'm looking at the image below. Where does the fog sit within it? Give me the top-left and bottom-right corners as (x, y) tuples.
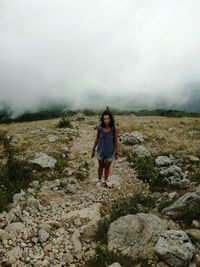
(0, 0), (200, 115)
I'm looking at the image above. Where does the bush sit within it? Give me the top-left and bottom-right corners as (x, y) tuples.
(181, 201), (200, 225)
(94, 244), (133, 267)
(86, 244), (154, 267)
(0, 131), (34, 211)
(95, 193), (156, 245)
(94, 217), (111, 246)
(110, 192), (156, 221)
(127, 152), (160, 188)
(187, 162), (200, 185)
(57, 115), (73, 128)
(91, 192), (156, 267)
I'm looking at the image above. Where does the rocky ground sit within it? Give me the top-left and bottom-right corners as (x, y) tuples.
(0, 114), (200, 267)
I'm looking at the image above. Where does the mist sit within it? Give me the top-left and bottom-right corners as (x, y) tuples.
(0, 0), (200, 116)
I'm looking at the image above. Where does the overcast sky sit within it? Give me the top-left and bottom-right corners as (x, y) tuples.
(0, 0), (200, 115)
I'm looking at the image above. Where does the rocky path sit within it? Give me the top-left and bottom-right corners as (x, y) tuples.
(0, 122), (149, 267)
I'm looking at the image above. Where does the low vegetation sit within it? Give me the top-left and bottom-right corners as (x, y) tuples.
(127, 152), (161, 189)
(0, 131), (34, 211)
(56, 115), (73, 128)
(90, 192), (156, 266)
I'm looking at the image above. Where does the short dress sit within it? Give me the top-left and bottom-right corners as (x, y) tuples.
(96, 126), (115, 161)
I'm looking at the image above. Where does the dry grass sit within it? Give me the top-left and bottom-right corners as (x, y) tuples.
(0, 118), (75, 159)
(0, 115), (199, 158)
(115, 115), (200, 156)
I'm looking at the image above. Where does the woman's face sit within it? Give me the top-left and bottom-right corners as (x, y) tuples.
(103, 115), (110, 126)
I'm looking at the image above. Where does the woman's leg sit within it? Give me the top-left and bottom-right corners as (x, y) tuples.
(98, 159), (104, 180)
(104, 160), (112, 181)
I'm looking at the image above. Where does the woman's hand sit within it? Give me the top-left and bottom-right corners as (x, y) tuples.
(115, 153), (119, 160)
(91, 150), (95, 158)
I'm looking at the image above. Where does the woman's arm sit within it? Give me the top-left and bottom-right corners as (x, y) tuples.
(114, 128), (119, 160)
(91, 128), (99, 157)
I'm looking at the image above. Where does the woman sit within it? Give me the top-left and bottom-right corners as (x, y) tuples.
(91, 108), (118, 188)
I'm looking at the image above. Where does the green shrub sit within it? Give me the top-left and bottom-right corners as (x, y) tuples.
(110, 195), (138, 222)
(110, 193), (156, 221)
(94, 217), (111, 245)
(135, 157), (157, 186)
(0, 131), (34, 211)
(127, 152), (160, 188)
(89, 185), (157, 266)
(95, 193), (156, 245)
(86, 244), (154, 267)
(181, 201), (200, 225)
(187, 162), (200, 185)
(93, 244), (133, 267)
(57, 115), (73, 128)
(54, 156), (68, 179)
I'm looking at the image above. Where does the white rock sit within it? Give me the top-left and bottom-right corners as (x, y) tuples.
(155, 156), (173, 167)
(13, 191), (26, 204)
(30, 152), (57, 169)
(38, 229), (49, 243)
(48, 134), (58, 143)
(155, 230), (195, 267)
(6, 246), (22, 264)
(71, 229), (82, 252)
(5, 222), (25, 233)
(108, 263), (122, 267)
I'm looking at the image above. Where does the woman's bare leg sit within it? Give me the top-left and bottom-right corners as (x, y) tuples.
(98, 160), (104, 180)
(104, 161), (112, 181)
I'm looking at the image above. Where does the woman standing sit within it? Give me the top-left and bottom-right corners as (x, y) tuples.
(91, 108), (118, 188)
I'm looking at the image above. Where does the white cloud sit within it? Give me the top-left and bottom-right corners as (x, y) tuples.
(0, 0), (200, 114)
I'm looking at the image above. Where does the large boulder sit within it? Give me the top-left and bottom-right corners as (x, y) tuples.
(163, 191), (200, 218)
(134, 145), (151, 157)
(108, 213), (176, 260)
(155, 156), (173, 167)
(155, 230), (195, 267)
(29, 152), (57, 169)
(159, 165), (190, 189)
(160, 165), (182, 177)
(120, 131), (145, 145)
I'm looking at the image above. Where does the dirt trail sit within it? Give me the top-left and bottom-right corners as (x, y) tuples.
(68, 122), (149, 207)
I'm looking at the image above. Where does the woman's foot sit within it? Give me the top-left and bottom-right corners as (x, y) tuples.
(105, 180), (112, 188)
(96, 180), (102, 188)
(101, 180), (106, 187)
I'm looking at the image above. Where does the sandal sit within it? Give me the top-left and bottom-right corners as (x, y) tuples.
(96, 180), (102, 188)
(101, 181), (106, 187)
(105, 180), (112, 188)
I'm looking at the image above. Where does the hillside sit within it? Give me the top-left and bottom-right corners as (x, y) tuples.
(0, 114), (200, 267)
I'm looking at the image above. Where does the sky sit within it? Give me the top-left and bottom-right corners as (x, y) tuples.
(0, 0), (200, 115)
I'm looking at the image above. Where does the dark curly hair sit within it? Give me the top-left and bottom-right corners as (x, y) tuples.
(100, 107), (115, 128)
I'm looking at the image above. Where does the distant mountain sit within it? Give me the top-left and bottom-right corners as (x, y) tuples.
(0, 86), (199, 123)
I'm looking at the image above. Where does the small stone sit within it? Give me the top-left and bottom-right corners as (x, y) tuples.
(107, 263), (122, 267)
(185, 229), (200, 242)
(192, 220), (200, 229)
(31, 237), (38, 244)
(186, 155), (200, 162)
(38, 229), (49, 243)
(48, 134), (58, 143)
